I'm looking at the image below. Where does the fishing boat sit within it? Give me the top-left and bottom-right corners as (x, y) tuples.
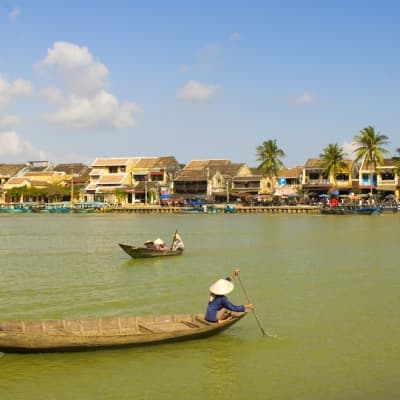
(119, 231), (184, 259)
(119, 243), (183, 258)
(0, 312), (246, 353)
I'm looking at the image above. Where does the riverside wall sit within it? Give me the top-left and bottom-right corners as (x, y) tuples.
(103, 205), (321, 214)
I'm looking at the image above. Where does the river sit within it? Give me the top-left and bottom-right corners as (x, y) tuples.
(0, 212), (399, 399)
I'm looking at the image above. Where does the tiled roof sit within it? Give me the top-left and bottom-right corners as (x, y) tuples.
(209, 163), (245, 177)
(0, 164), (26, 177)
(184, 159), (231, 169)
(174, 162), (249, 182)
(54, 163), (90, 175)
(24, 172), (60, 177)
(174, 169), (207, 181)
(4, 175), (55, 186)
(92, 158), (130, 167)
(278, 166), (303, 178)
(304, 158), (326, 169)
(85, 183), (97, 191)
(305, 159), (352, 170)
(97, 174), (126, 184)
(29, 180), (50, 187)
(135, 156), (179, 169)
(4, 177), (30, 185)
(249, 167), (263, 176)
(364, 158), (398, 168)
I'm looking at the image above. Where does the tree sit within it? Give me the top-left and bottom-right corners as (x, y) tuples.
(256, 140), (286, 191)
(320, 143), (348, 187)
(114, 188), (127, 204)
(353, 126), (390, 194)
(394, 148), (400, 178)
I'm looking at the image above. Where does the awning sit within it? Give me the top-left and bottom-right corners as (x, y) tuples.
(377, 185), (396, 191)
(274, 188), (298, 196)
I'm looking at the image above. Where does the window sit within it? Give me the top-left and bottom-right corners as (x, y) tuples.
(381, 172), (394, 181)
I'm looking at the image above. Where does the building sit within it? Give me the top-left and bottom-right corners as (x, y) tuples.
(301, 158), (359, 196)
(358, 158), (399, 198)
(84, 156), (181, 204)
(173, 159), (254, 202)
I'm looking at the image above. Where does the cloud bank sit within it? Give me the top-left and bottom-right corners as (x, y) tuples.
(178, 80), (220, 102)
(0, 131), (45, 160)
(40, 41), (141, 129)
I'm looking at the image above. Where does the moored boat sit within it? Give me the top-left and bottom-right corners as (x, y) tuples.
(0, 312), (246, 353)
(320, 204), (382, 215)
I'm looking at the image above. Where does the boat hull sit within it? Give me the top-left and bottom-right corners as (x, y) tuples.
(320, 205), (382, 215)
(119, 243), (183, 258)
(0, 313), (246, 353)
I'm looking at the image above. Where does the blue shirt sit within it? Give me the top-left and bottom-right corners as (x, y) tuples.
(204, 278), (245, 322)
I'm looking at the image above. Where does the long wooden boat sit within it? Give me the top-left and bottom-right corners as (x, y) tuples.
(320, 205), (382, 215)
(0, 312), (246, 353)
(119, 243), (183, 258)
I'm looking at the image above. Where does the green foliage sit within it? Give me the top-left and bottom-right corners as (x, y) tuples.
(395, 148), (400, 174)
(256, 139), (286, 177)
(320, 143), (348, 185)
(114, 188), (127, 201)
(353, 125), (390, 193)
(353, 126), (390, 167)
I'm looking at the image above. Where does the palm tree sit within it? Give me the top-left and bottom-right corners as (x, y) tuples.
(320, 143), (348, 188)
(353, 126), (390, 194)
(256, 139), (286, 192)
(394, 148), (400, 180)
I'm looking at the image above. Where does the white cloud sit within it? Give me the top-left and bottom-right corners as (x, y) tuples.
(8, 7), (21, 21)
(0, 74), (33, 108)
(41, 41), (108, 97)
(294, 91), (318, 105)
(230, 32), (241, 41)
(42, 86), (65, 105)
(342, 141), (356, 158)
(47, 90), (141, 129)
(178, 80), (221, 102)
(0, 131), (44, 159)
(0, 115), (20, 128)
(39, 42), (141, 129)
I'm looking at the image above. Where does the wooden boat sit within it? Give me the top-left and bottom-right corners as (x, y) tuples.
(119, 243), (183, 258)
(320, 205), (382, 215)
(119, 231), (184, 259)
(0, 312), (246, 353)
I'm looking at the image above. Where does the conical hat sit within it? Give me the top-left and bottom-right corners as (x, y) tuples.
(209, 279), (234, 295)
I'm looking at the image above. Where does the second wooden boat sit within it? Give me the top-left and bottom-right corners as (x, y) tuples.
(118, 243), (183, 258)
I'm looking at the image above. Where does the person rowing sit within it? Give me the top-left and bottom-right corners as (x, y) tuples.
(205, 268), (254, 323)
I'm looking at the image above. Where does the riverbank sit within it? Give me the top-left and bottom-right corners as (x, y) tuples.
(103, 204), (321, 214)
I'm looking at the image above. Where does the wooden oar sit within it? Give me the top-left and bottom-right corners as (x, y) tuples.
(237, 274), (266, 336)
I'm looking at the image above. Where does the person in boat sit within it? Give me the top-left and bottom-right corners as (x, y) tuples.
(205, 268), (253, 323)
(144, 238), (167, 250)
(171, 232), (184, 251)
(154, 238), (167, 250)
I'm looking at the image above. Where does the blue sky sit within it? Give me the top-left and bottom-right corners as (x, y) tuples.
(1, 0), (399, 168)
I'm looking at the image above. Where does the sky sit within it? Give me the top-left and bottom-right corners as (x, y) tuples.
(1, 0), (400, 168)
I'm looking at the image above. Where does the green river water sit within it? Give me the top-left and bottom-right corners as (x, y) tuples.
(0, 212), (399, 399)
